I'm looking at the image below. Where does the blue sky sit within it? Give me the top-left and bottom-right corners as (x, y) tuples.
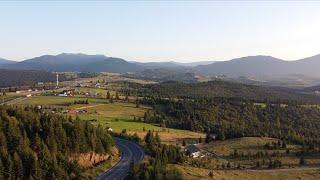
(1, 1), (320, 62)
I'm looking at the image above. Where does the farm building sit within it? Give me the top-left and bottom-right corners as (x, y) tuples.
(185, 145), (201, 158)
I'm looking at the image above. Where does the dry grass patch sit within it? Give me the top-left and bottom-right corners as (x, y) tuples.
(199, 137), (297, 156)
(176, 164), (320, 180)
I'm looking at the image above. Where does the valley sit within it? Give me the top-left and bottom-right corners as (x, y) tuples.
(1, 72), (320, 179)
(2, 2), (320, 179)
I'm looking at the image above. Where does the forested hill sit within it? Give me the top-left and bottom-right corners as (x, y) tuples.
(0, 106), (114, 179)
(142, 98), (320, 148)
(0, 69), (66, 88)
(137, 80), (320, 103)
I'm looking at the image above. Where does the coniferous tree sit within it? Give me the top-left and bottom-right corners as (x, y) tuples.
(12, 152), (24, 179)
(106, 91), (111, 99)
(0, 158), (4, 180)
(299, 156), (306, 166)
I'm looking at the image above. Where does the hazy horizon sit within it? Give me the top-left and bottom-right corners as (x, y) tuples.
(3, 52), (320, 64)
(1, 1), (320, 62)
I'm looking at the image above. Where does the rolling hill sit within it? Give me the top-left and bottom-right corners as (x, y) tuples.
(138, 80), (320, 103)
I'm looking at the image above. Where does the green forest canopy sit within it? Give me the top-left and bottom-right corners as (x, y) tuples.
(0, 106), (114, 179)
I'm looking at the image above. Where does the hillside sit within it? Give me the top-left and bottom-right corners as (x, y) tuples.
(3, 53), (320, 86)
(0, 58), (15, 66)
(3, 53), (143, 73)
(137, 80), (319, 102)
(124, 68), (198, 83)
(0, 69), (65, 88)
(195, 55), (320, 79)
(0, 106), (114, 179)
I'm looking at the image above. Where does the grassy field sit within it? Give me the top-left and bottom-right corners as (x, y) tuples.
(175, 164), (320, 180)
(16, 95), (107, 106)
(75, 102), (204, 144)
(1, 94), (23, 103)
(75, 87), (108, 96)
(17, 95), (204, 145)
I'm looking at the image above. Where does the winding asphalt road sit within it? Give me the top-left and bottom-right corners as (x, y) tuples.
(96, 137), (144, 180)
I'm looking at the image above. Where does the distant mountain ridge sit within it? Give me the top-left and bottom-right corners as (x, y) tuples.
(3, 53), (320, 83)
(3, 53), (143, 73)
(0, 58), (15, 66)
(194, 55), (320, 78)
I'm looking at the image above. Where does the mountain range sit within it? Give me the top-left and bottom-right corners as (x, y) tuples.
(2, 53), (143, 73)
(2, 53), (320, 86)
(194, 55), (320, 78)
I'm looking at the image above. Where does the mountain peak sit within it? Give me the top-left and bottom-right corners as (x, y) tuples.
(233, 55), (284, 62)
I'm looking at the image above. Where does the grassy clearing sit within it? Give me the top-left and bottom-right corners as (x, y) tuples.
(197, 137), (320, 168)
(75, 87), (107, 95)
(175, 164), (320, 180)
(75, 102), (148, 118)
(79, 115), (204, 145)
(199, 137), (298, 156)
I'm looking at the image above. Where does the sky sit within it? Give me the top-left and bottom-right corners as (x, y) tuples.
(1, 1), (320, 62)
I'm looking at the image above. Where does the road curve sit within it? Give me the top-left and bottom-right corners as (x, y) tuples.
(96, 137), (144, 180)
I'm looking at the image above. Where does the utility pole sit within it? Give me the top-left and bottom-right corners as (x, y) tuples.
(1, 92), (5, 104)
(56, 73), (59, 88)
